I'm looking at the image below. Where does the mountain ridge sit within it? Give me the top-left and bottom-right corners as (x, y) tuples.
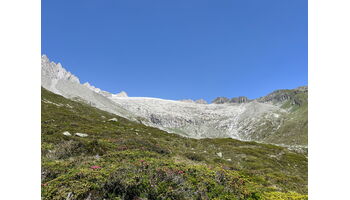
(41, 55), (307, 146)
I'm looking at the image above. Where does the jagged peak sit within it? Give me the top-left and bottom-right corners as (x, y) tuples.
(41, 54), (49, 60)
(114, 91), (128, 97)
(83, 82), (101, 92)
(195, 99), (208, 104)
(212, 97), (230, 104)
(83, 82), (92, 87)
(41, 54), (80, 84)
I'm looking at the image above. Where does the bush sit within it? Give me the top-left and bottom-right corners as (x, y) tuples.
(184, 152), (205, 161)
(261, 191), (308, 200)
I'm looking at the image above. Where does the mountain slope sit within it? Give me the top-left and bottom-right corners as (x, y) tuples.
(41, 87), (307, 199)
(41, 55), (307, 147)
(41, 55), (136, 120)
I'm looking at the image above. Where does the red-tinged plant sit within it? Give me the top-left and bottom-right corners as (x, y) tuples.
(90, 165), (102, 170)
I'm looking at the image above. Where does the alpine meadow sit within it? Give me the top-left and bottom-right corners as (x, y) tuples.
(41, 1), (308, 199)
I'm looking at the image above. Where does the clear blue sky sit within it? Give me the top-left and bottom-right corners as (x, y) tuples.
(42, 0), (307, 102)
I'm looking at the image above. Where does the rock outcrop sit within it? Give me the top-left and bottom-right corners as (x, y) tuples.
(257, 86), (308, 106)
(230, 96), (249, 103)
(41, 55), (135, 119)
(113, 91), (128, 97)
(212, 97), (230, 104)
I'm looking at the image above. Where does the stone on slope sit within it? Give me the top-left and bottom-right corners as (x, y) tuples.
(62, 131), (71, 136)
(75, 133), (88, 137)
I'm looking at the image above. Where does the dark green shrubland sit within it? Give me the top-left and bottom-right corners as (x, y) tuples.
(41, 88), (307, 199)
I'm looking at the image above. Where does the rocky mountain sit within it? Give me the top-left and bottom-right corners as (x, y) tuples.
(41, 55), (135, 119)
(41, 55), (307, 147)
(230, 96), (250, 103)
(212, 97), (230, 104)
(212, 96), (250, 104)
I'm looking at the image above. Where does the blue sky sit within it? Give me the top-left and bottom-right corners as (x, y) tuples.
(42, 0), (307, 102)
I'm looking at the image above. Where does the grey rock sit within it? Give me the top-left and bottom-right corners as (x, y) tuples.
(62, 131), (71, 136)
(75, 133), (88, 137)
(41, 55), (136, 121)
(108, 118), (118, 122)
(66, 192), (73, 200)
(212, 97), (230, 104)
(195, 99), (207, 104)
(257, 86), (308, 105)
(114, 91), (128, 97)
(230, 96), (249, 103)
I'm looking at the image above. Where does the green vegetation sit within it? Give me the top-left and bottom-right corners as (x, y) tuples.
(248, 90), (308, 146)
(41, 88), (307, 199)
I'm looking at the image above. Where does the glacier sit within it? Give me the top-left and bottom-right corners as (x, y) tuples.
(41, 55), (306, 145)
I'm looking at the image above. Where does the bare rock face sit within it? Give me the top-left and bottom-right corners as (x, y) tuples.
(41, 55), (80, 94)
(296, 86), (308, 92)
(41, 55), (135, 120)
(41, 55), (80, 84)
(213, 96), (249, 104)
(114, 91), (128, 97)
(257, 86), (308, 105)
(230, 96), (249, 103)
(212, 97), (230, 104)
(83, 82), (112, 98)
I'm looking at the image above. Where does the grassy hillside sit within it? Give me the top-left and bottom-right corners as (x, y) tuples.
(41, 88), (307, 200)
(248, 90), (308, 146)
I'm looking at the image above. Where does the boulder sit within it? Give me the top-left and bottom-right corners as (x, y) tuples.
(62, 131), (71, 136)
(216, 152), (223, 158)
(75, 133), (88, 137)
(108, 118), (118, 122)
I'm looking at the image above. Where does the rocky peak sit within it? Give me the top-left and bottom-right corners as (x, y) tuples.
(296, 86), (308, 92)
(41, 55), (80, 84)
(83, 82), (101, 93)
(257, 86), (308, 106)
(212, 97), (230, 104)
(83, 82), (113, 98)
(230, 96), (249, 103)
(114, 91), (128, 97)
(212, 96), (249, 104)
